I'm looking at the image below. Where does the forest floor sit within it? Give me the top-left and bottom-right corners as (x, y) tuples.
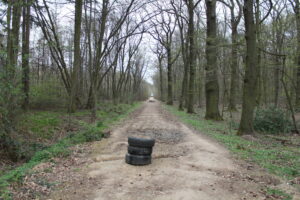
(0, 103), (137, 174)
(0, 103), (140, 199)
(10, 99), (299, 200)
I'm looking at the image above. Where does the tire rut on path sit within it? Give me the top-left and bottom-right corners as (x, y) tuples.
(48, 100), (298, 200)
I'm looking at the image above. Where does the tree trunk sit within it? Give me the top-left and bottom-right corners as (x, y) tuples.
(7, 0), (21, 78)
(179, 58), (188, 110)
(90, 0), (108, 121)
(295, 1), (300, 109)
(187, 0), (196, 113)
(167, 46), (173, 105)
(205, 0), (222, 120)
(4, 0), (22, 161)
(178, 17), (188, 111)
(198, 65), (204, 107)
(69, 0), (83, 113)
(158, 56), (164, 101)
(274, 26), (282, 107)
(91, 81), (97, 122)
(281, 57), (299, 134)
(238, 0), (258, 135)
(255, 0), (262, 107)
(6, 1), (11, 64)
(112, 65), (118, 104)
(228, 6), (239, 111)
(274, 56), (280, 107)
(274, 19), (283, 108)
(22, 0), (31, 111)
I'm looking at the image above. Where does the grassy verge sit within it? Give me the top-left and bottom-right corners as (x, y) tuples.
(266, 188), (292, 200)
(0, 102), (140, 199)
(165, 105), (299, 189)
(18, 111), (62, 140)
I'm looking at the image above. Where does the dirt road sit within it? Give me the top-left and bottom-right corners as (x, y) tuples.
(47, 100), (297, 200)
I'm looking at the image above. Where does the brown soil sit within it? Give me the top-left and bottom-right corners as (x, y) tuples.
(22, 100), (299, 200)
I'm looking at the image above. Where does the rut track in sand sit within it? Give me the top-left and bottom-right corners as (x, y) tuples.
(47, 100), (299, 200)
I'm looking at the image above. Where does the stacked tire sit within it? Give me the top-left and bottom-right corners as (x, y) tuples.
(125, 137), (155, 166)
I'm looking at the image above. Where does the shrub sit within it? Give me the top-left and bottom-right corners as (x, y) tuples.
(19, 111), (61, 139)
(0, 70), (23, 161)
(254, 106), (292, 134)
(29, 80), (67, 109)
(81, 127), (103, 142)
(69, 126), (103, 144)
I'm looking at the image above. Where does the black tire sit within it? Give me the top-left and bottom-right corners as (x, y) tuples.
(125, 154), (151, 166)
(128, 146), (152, 155)
(128, 137), (155, 148)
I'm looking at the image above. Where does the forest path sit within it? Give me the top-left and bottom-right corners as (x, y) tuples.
(48, 99), (294, 200)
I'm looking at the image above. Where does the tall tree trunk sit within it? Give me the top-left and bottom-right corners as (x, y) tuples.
(158, 56), (164, 101)
(6, 1), (11, 64)
(4, 0), (22, 161)
(91, 81), (97, 122)
(228, 3), (241, 111)
(179, 58), (188, 110)
(274, 56), (280, 107)
(255, 0), (262, 107)
(22, 0), (31, 111)
(90, 0), (108, 121)
(295, 1), (300, 109)
(198, 64), (204, 107)
(112, 65), (118, 104)
(273, 18), (283, 107)
(167, 46), (173, 105)
(238, 0), (258, 135)
(178, 19), (189, 111)
(84, 0), (93, 109)
(205, 0), (222, 120)
(229, 26), (238, 111)
(70, 0), (83, 113)
(7, 0), (21, 78)
(187, 0), (196, 113)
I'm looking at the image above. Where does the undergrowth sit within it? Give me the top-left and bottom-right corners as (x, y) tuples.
(254, 106), (292, 134)
(0, 102), (140, 199)
(18, 111), (62, 140)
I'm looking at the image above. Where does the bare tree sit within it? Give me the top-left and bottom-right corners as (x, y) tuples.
(218, 0), (242, 111)
(170, 0), (189, 110)
(152, 43), (165, 101)
(149, 7), (178, 105)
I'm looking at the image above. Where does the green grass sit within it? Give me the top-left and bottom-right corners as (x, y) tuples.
(266, 188), (292, 200)
(165, 105), (300, 182)
(0, 102), (141, 199)
(19, 111), (62, 139)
